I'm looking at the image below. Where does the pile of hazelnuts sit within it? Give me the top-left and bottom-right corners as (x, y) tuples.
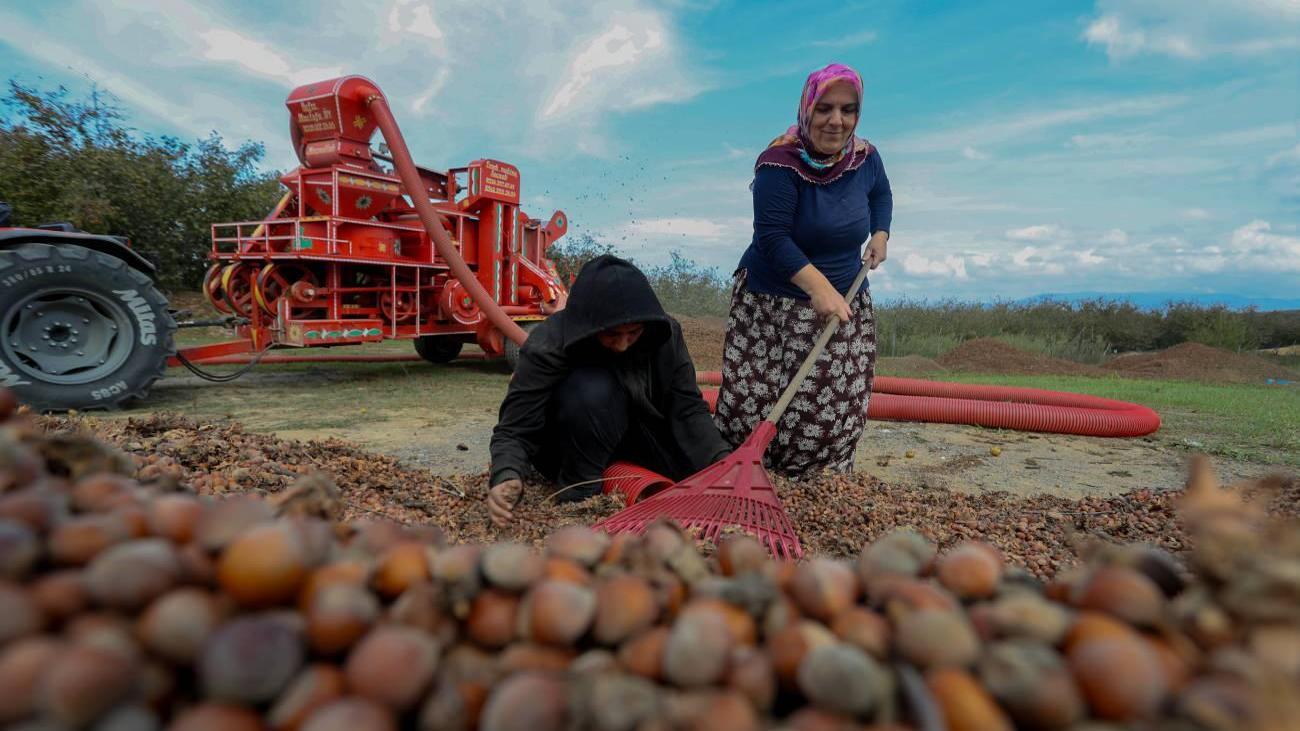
(0, 388), (1296, 730)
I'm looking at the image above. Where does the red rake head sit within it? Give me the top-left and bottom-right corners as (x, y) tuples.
(593, 422), (804, 559)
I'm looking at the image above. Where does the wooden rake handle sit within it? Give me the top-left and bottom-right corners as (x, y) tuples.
(764, 255), (873, 427)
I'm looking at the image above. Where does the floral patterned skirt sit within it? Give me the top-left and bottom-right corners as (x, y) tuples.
(713, 272), (876, 477)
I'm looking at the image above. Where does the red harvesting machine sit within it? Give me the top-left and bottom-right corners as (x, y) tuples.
(193, 76), (569, 367)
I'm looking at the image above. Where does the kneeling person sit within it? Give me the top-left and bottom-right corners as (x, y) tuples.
(487, 255), (728, 527)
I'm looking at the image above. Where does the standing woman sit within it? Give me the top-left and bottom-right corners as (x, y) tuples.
(715, 62), (892, 476)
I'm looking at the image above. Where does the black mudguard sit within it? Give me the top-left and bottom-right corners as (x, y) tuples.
(0, 228), (159, 280)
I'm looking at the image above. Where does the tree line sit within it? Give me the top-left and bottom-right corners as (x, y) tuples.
(0, 80), (281, 290)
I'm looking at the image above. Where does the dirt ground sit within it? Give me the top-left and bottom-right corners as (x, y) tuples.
(855, 419), (1235, 498)
(126, 305), (1293, 500)
(134, 364), (1277, 502)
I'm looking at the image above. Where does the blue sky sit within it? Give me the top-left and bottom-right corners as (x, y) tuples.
(1, 0), (1297, 301)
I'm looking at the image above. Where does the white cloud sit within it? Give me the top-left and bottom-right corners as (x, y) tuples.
(539, 12), (695, 122)
(1074, 249), (1108, 266)
(1202, 124), (1296, 147)
(1083, 14), (1198, 60)
(891, 183), (1020, 214)
(1100, 229), (1129, 245)
(1268, 144), (1300, 167)
(1226, 220), (1300, 272)
(411, 68), (451, 114)
(901, 253), (969, 279)
(1182, 208), (1211, 220)
(1007, 224), (1062, 242)
(1010, 219), (1300, 280)
(197, 29), (343, 85)
(591, 215), (751, 271)
(840, 217), (1300, 300)
(961, 146), (990, 161)
(623, 217), (746, 240)
(388, 0), (446, 45)
(893, 94), (1186, 154)
(1082, 1), (1300, 61)
(1, 0), (707, 164)
(1011, 246), (1037, 267)
(810, 30), (878, 48)
(1066, 132), (1164, 149)
(1007, 246), (1067, 275)
(0, 6), (235, 140)
(1263, 143), (1300, 201)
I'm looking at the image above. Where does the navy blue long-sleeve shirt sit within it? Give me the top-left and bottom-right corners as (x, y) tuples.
(738, 148), (893, 299)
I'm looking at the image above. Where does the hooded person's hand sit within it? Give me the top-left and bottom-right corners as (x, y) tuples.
(487, 478), (522, 528)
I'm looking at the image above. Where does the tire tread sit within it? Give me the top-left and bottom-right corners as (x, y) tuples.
(0, 244), (176, 411)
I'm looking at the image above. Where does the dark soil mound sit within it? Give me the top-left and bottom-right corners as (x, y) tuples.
(937, 338), (1103, 376)
(1103, 342), (1300, 384)
(676, 314), (726, 371)
(675, 319), (953, 378)
(877, 355), (948, 376)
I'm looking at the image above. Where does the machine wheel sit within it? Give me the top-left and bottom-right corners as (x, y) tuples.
(254, 262), (318, 314)
(504, 321), (540, 373)
(220, 263), (257, 317)
(202, 263), (231, 314)
(0, 244), (176, 411)
(414, 335), (464, 364)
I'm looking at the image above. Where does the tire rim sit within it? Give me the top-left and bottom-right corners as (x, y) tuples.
(2, 288), (136, 384)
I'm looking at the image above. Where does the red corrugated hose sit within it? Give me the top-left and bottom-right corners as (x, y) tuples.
(604, 371), (1160, 504)
(601, 462), (675, 505)
(694, 371), (1160, 438)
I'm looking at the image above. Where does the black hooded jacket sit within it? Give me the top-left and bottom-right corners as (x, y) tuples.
(488, 255), (730, 486)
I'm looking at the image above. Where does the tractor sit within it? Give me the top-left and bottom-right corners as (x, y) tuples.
(0, 76), (569, 412)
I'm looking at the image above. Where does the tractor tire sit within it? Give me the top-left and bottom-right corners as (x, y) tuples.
(0, 244), (176, 412)
(504, 322), (540, 373)
(414, 335), (464, 364)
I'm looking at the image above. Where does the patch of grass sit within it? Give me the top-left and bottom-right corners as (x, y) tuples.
(937, 373), (1300, 468)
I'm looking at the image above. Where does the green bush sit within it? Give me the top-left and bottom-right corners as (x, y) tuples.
(547, 236), (731, 317)
(873, 296), (1294, 362)
(994, 332), (1110, 364)
(881, 332), (961, 359)
(644, 252), (730, 317)
(545, 233), (615, 286)
(1185, 309), (1260, 352)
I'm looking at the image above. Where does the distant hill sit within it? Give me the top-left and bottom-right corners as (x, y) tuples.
(1013, 292), (1300, 312)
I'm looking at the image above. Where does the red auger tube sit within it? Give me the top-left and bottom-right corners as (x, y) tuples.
(695, 372), (1160, 438)
(363, 85), (529, 346)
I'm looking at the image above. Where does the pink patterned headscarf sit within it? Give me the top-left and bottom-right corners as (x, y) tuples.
(794, 62), (864, 142)
(756, 62), (872, 185)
